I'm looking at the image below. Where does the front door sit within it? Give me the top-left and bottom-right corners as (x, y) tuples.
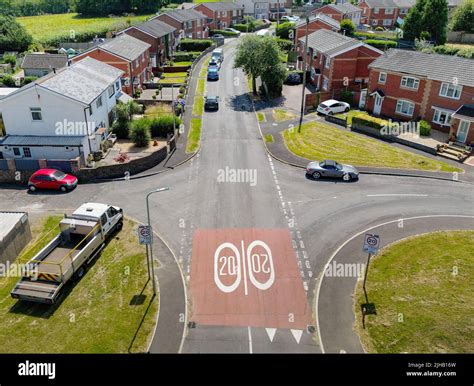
(359, 89), (367, 109)
(456, 120), (470, 143)
(373, 94), (383, 115)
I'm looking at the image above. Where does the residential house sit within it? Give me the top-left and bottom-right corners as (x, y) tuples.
(153, 9), (209, 40)
(120, 19), (176, 68)
(358, 0), (416, 27)
(71, 34), (152, 96)
(314, 3), (363, 26)
(365, 49), (474, 144)
(0, 57), (124, 163)
(298, 29), (382, 95)
(236, 0), (292, 19)
(294, 13), (341, 42)
(21, 53), (68, 78)
(193, 2), (244, 29)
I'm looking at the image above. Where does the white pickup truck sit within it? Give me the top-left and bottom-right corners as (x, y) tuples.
(11, 203), (123, 304)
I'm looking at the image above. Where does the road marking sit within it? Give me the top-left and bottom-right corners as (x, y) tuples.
(241, 240), (249, 296)
(248, 326), (253, 353)
(291, 329), (303, 344)
(367, 194), (429, 197)
(266, 328), (277, 342)
(315, 214), (474, 354)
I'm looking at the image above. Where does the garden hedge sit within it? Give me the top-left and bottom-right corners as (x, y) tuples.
(179, 39), (213, 52)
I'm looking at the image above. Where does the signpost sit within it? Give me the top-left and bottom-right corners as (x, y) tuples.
(361, 234), (380, 328)
(138, 225), (152, 245)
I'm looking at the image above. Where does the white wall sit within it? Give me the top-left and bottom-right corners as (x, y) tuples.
(1, 144), (83, 160)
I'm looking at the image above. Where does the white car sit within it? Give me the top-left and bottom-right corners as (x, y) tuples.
(281, 16), (299, 22)
(316, 99), (350, 115)
(224, 27), (241, 36)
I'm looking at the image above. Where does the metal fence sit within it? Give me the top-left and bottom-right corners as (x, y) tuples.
(14, 159), (39, 171)
(0, 159), (8, 170)
(47, 160), (73, 173)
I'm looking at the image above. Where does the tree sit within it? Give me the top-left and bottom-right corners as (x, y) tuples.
(276, 22), (295, 39)
(403, 0), (448, 45)
(450, 0), (474, 32)
(0, 15), (33, 52)
(340, 19), (355, 35)
(234, 35), (287, 97)
(130, 118), (151, 147)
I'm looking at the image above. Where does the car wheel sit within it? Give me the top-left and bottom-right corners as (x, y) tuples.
(28, 185), (36, 192)
(60, 185), (67, 192)
(312, 171), (321, 179)
(344, 107), (350, 112)
(115, 221), (123, 232)
(328, 111), (334, 115)
(343, 173), (352, 181)
(75, 266), (85, 279)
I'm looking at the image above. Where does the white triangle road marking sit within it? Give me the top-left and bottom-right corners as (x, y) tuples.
(265, 328), (277, 342)
(290, 329), (303, 344)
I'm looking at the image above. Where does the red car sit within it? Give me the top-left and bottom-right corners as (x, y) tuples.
(28, 169), (78, 192)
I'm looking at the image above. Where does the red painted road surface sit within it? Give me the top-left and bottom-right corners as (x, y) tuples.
(190, 228), (312, 329)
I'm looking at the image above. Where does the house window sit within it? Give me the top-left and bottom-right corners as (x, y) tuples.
(395, 100), (415, 116)
(374, 7), (380, 13)
(96, 96), (103, 108)
(378, 72), (387, 84)
(322, 76), (329, 90)
(108, 85), (115, 98)
(115, 80), (120, 91)
(30, 107), (42, 121)
(23, 147), (31, 158)
(400, 76), (420, 90)
(13, 147), (20, 156)
(222, 11), (227, 16)
(399, 8), (408, 14)
(325, 56), (331, 69)
(385, 7), (393, 14)
(433, 108), (452, 126)
(439, 82), (462, 99)
(383, 19), (392, 26)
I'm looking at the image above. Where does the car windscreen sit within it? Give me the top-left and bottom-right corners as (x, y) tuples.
(52, 170), (66, 179)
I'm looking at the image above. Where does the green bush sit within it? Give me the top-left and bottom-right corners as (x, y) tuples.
(274, 38), (292, 52)
(352, 115), (388, 130)
(210, 29), (238, 37)
(339, 90), (354, 106)
(365, 39), (397, 50)
(354, 32), (398, 41)
(22, 76), (38, 85)
(172, 51), (201, 61)
(340, 19), (355, 35)
(130, 118), (151, 147)
(179, 39), (213, 52)
(149, 115), (182, 138)
(419, 120), (431, 136)
(276, 22), (295, 39)
(432, 45), (474, 59)
(1, 75), (16, 87)
(112, 120), (130, 140)
(232, 23), (253, 32)
(3, 54), (16, 67)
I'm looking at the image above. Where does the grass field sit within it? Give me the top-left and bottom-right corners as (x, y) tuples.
(283, 121), (462, 172)
(0, 216), (158, 353)
(186, 118), (202, 153)
(257, 112), (265, 122)
(354, 231), (474, 353)
(18, 13), (152, 43)
(273, 108), (296, 122)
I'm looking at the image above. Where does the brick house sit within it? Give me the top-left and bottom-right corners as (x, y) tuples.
(193, 2), (244, 29)
(313, 3), (363, 26)
(154, 9), (209, 40)
(72, 34), (152, 96)
(365, 49), (474, 145)
(358, 0), (415, 28)
(235, 0), (292, 19)
(120, 19), (176, 68)
(21, 53), (68, 78)
(294, 13), (341, 42)
(298, 29), (382, 96)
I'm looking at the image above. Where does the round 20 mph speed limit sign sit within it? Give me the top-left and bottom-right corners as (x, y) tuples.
(363, 234), (380, 254)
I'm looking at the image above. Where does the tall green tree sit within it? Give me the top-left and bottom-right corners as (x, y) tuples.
(0, 15), (33, 52)
(403, 0), (448, 44)
(450, 0), (474, 32)
(234, 35), (287, 97)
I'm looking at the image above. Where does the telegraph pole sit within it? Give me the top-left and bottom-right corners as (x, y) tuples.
(297, 15), (310, 133)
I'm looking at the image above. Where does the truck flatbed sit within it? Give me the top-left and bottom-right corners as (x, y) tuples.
(36, 240), (85, 276)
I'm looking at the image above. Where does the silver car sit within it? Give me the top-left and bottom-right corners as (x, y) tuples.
(306, 160), (359, 181)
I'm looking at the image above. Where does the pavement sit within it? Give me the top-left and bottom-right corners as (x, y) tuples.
(0, 37), (473, 354)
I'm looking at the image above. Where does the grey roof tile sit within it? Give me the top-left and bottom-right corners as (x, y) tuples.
(196, 2), (242, 11)
(158, 9), (207, 23)
(368, 49), (474, 87)
(21, 53), (68, 70)
(1, 135), (84, 146)
(299, 29), (361, 56)
(295, 13), (341, 29)
(100, 34), (151, 61)
(133, 18), (176, 38)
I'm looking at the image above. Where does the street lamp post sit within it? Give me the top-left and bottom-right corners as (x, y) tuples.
(146, 187), (170, 295)
(298, 16), (310, 133)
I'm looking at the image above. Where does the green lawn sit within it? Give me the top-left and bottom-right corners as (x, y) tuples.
(158, 72), (187, 85)
(196, 78), (205, 95)
(257, 112), (265, 122)
(186, 118), (202, 153)
(0, 216), (157, 353)
(193, 96), (204, 116)
(355, 231), (474, 353)
(264, 134), (274, 143)
(172, 61), (193, 67)
(18, 13), (152, 43)
(199, 61), (209, 78)
(283, 121), (462, 172)
(273, 108), (297, 122)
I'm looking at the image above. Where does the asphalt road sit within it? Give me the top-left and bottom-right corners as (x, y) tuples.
(0, 37), (473, 354)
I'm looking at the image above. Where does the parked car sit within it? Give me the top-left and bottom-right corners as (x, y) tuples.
(281, 16), (299, 22)
(209, 58), (221, 70)
(28, 168), (78, 192)
(316, 99), (350, 115)
(306, 160), (359, 181)
(285, 71), (302, 85)
(204, 95), (219, 111)
(213, 34), (225, 39)
(224, 27), (241, 36)
(207, 67), (219, 81)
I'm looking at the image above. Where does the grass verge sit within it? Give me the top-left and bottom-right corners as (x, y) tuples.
(283, 121), (462, 172)
(264, 134), (274, 143)
(257, 112), (265, 122)
(354, 230), (474, 353)
(186, 118), (202, 153)
(196, 78), (205, 96)
(0, 216), (158, 353)
(193, 96), (204, 116)
(273, 108), (297, 122)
